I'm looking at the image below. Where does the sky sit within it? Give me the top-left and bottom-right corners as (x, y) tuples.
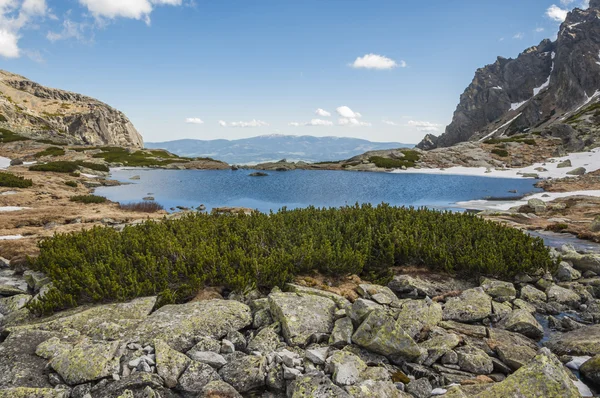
(0, 0), (591, 144)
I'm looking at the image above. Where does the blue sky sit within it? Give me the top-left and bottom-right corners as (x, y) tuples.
(0, 0), (589, 143)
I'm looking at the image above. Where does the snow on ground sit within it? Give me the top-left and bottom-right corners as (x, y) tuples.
(510, 100), (528, 111)
(456, 190), (600, 211)
(0, 206), (28, 212)
(81, 173), (100, 178)
(479, 113), (523, 141)
(0, 235), (23, 241)
(0, 190), (17, 196)
(0, 156), (10, 169)
(23, 161), (36, 165)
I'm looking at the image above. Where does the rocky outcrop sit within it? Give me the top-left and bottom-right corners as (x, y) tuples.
(418, 2), (600, 150)
(0, 70), (143, 148)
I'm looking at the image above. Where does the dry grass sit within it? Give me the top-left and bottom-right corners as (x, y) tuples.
(119, 201), (164, 213)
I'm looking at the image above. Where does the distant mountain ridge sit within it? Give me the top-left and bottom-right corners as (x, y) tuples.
(147, 135), (412, 164)
(418, 0), (600, 152)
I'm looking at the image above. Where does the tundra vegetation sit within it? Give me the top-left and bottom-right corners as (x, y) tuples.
(29, 204), (555, 315)
(0, 171), (33, 188)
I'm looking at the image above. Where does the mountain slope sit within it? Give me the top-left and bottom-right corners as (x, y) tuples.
(418, 0), (600, 151)
(146, 135), (412, 164)
(0, 70), (143, 148)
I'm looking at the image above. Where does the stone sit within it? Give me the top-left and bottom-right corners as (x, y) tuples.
(306, 347), (329, 365)
(130, 299), (251, 352)
(520, 284), (547, 303)
(395, 299), (442, 339)
(352, 309), (423, 361)
(442, 350), (459, 365)
(266, 364), (285, 391)
(0, 389), (69, 398)
(187, 351), (227, 369)
(438, 320), (487, 338)
(580, 355), (600, 386)
(512, 298), (537, 314)
(348, 299), (383, 326)
(345, 380), (410, 397)
(474, 349), (581, 398)
(455, 346), (493, 375)
(560, 246), (600, 275)
(406, 378), (433, 398)
(357, 284), (400, 306)
(187, 336), (221, 354)
(527, 198), (547, 213)
(499, 309), (544, 340)
(269, 292), (336, 346)
(326, 351), (367, 386)
(330, 317), (354, 348)
(567, 167), (586, 176)
(225, 330), (246, 352)
(220, 339), (235, 354)
(556, 262), (582, 282)
(23, 271), (50, 292)
(283, 365), (302, 380)
(35, 337), (73, 360)
(288, 374), (351, 397)
(247, 324), (281, 353)
(50, 340), (121, 385)
(199, 380), (242, 398)
(419, 333), (461, 366)
(253, 308), (273, 329)
(545, 324), (600, 356)
(285, 283), (352, 309)
(177, 361), (221, 394)
(546, 285), (581, 307)
(491, 301), (512, 319)
(496, 344), (537, 371)
(442, 288), (492, 323)
(0, 294), (31, 316)
(154, 339), (191, 388)
(218, 354), (266, 393)
(359, 366), (390, 382)
(480, 278), (516, 301)
(557, 159), (572, 168)
(0, 284), (29, 297)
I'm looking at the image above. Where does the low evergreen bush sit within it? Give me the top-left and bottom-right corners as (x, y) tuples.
(29, 161), (109, 173)
(29, 204), (556, 314)
(119, 201), (165, 213)
(0, 172), (33, 188)
(34, 147), (66, 158)
(70, 195), (107, 204)
(65, 181), (78, 188)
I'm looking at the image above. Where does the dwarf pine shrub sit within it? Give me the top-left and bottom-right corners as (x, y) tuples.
(0, 172), (33, 188)
(29, 204), (556, 314)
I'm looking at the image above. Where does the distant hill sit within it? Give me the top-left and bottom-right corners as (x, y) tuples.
(146, 135), (412, 164)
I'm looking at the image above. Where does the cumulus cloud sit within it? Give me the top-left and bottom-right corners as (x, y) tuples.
(78, 0), (182, 24)
(336, 106), (362, 119)
(513, 32), (524, 39)
(0, 0), (47, 58)
(339, 118), (371, 127)
(546, 5), (569, 22)
(219, 119), (269, 128)
(185, 117), (204, 124)
(382, 120), (399, 126)
(47, 18), (89, 42)
(408, 120), (441, 132)
(289, 119), (334, 127)
(315, 108), (331, 117)
(535, 27), (545, 32)
(351, 53), (404, 70)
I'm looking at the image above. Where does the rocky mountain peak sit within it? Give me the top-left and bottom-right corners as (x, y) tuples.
(590, 0), (600, 9)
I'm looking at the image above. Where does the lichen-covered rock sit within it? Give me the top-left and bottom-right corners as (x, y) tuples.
(187, 336), (221, 354)
(357, 284), (400, 306)
(218, 354), (266, 393)
(131, 299), (251, 351)
(580, 355), (600, 386)
(198, 380), (242, 398)
(154, 339), (191, 388)
(499, 309), (544, 340)
(443, 288), (492, 323)
(352, 309), (423, 360)
(93, 373), (174, 398)
(0, 388), (69, 398)
(520, 285), (547, 303)
(35, 337), (73, 360)
(23, 271), (50, 292)
(286, 283), (352, 309)
(560, 247), (600, 275)
(50, 339), (121, 385)
(345, 380), (411, 397)
(491, 301), (512, 319)
(395, 299), (442, 339)
(438, 320), (486, 338)
(288, 374), (351, 397)
(419, 332), (461, 366)
(246, 324), (281, 353)
(556, 262), (582, 282)
(0, 294), (31, 316)
(187, 351), (227, 369)
(0, 284), (28, 297)
(474, 349), (582, 398)
(546, 285), (581, 307)
(545, 324), (600, 356)
(325, 351), (368, 386)
(455, 346), (493, 375)
(177, 361), (221, 394)
(330, 317), (354, 348)
(480, 278), (516, 301)
(269, 292), (336, 346)
(348, 299), (384, 326)
(406, 378), (433, 398)
(496, 343), (537, 371)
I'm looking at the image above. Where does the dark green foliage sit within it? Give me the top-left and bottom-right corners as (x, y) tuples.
(29, 161), (108, 173)
(92, 147), (188, 167)
(36, 139), (66, 145)
(546, 223), (569, 232)
(70, 195), (107, 204)
(0, 114), (7, 122)
(29, 204), (556, 314)
(65, 181), (78, 188)
(369, 150), (421, 169)
(0, 172), (33, 188)
(485, 135), (536, 146)
(0, 128), (29, 143)
(491, 149), (509, 157)
(34, 147), (66, 158)
(566, 102), (600, 123)
(119, 201), (165, 213)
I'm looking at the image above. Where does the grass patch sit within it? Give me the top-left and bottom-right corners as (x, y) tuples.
(29, 161), (108, 173)
(369, 150), (421, 169)
(0, 172), (33, 188)
(70, 195), (107, 204)
(119, 201), (165, 213)
(485, 136), (536, 146)
(65, 181), (78, 188)
(34, 147), (65, 158)
(28, 204), (555, 314)
(491, 148), (509, 157)
(0, 128), (29, 143)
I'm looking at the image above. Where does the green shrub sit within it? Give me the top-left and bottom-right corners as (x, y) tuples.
(546, 223), (569, 232)
(0, 172), (33, 188)
(92, 147), (187, 167)
(34, 147), (66, 158)
(29, 204), (556, 314)
(369, 150), (421, 169)
(36, 139), (66, 145)
(485, 136), (536, 146)
(70, 172), (81, 177)
(29, 161), (109, 173)
(78, 162), (109, 172)
(0, 128), (29, 143)
(491, 149), (509, 157)
(119, 201), (165, 213)
(70, 195), (107, 204)
(65, 181), (78, 188)
(0, 114), (7, 122)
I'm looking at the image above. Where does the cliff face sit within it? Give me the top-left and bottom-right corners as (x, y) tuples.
(419, 2), (600, 150)
(0, 70), (143, 148)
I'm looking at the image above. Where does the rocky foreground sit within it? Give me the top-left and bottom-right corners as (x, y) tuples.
(1, 245), (600, 397)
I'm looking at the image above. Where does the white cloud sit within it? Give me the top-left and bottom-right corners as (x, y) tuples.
(351, 53), (404, 70)
(408, 120), (441, 132)
(219, 119), (269, 128)
(382, 120), (399, 126)
(546, 5), (568, 22)
(315, 108), (331, 117)
(78, 0), (181, 24)
(535, 27), (545, 32)
(336, 106), (362, 119)
(560, 0), (575, 4)
(185, 117), (204, 124)
(0, 29), (20, 58)
(289, 119), (334, 127)
(513, 32), (524, 39)
(339, 118), (371, 127)
(47, 18), (88, 42)
(0, 0), (47, 58)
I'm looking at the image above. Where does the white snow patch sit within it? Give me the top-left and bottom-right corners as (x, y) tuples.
(0, 156), (10, 169)
(566, 356), (592, 370)
(23, 161), (36, 165)
(568, 22), (583, 29)
(491, 86), (503, 90)
(511, 100), (529, 111)
(0, 206), (29, 212)
(479, 113), (523, 141)
(533, 61), (554, 96)
(573, 379), (594, 397)
(571, 90), (600, 115)
(0, 190), (18, 196)
(551, 51), (556, 60)
(456, 190), (600, 211)
(81, 173), (100, 178)
(0, 235), (23, 241)
(431, 389), (447, 396)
